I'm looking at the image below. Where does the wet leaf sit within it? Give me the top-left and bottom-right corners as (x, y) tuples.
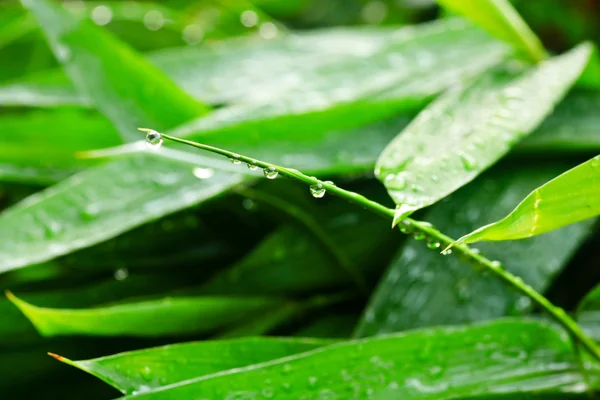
(53, 337), (332, 395)
(0, 152), (242, 273)
(21, 0), (208, 141)
(454, 154), (600, 244)
(356, 164), (596, 336)
(376, 43), (592, 219)
(118, 320), (590, 399)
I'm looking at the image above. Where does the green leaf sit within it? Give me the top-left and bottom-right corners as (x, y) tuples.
(518, 90), (600, 153)
(53, 337), (332, 395)
(455, 154), (600, 244)
(0, 19), (507, 109)
(376, 43), (592, 218)
(0, 152), (243, 273)
(172, 24), (508, 142)
(21, 0), (208, 141)
(8, 291), (280, 337)
(435, 0), (547, 62)
(355, 164), (596, 336)
(118, 320), (589, 399)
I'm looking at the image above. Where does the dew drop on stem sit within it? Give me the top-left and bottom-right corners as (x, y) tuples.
(310, 183), (326, 198)
(263, 166), (279, 179)
(145, 130), (162, 148)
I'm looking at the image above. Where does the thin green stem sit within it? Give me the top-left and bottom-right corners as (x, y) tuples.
(149, 129), (600, 362)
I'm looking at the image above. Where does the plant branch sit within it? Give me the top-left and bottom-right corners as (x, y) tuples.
(148, 129), (600, 362)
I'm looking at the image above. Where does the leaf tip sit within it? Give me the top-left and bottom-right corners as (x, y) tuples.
(137, 127), (153, 133)
(48, 352), (65, 362)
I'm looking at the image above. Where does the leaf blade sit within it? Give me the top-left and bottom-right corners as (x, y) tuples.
(435, 0), (546, 62)
(456, 154), (600, 244)
(21, 0), (208, 141)
(376, 43), (592, 218)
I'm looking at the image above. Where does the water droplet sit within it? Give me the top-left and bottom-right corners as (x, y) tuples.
(259, 22), (278, 39)
(140, 366), (152, 382)
(182, 24), (204, 45)
(240, 10), (258, 27)
(247, 163), (258, 170)
(242, 198), (255, 210)
(192, 167), (214, 179)
(263, 166), (278, 179)
(91, 5), (112, 25)
(144, 10), (164, 31)
(281, 364), (293, 375)
(310, 183), (326, 198)
(459, 153), (478, 171)
(399, 220), (413, 234)
(426, 239), (440, 249)
(490, 260), (502, 269)
(145, 130), (162, 148)
(441, 249), (452, 255)
(229, 154), (242, 164)
(413, 231), (425, 241)
(114, 268), (129, 281)
(261, 387), (274, 398)
(308, 376), (319, 388)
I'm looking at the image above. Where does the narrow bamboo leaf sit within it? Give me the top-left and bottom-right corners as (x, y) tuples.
(577, 284), (600, 341)
(518, 90), (600, 153)
(21, 0), (208, 141)
(0, 274), (193, 343)
(0, 19), (506, 108)
(455, 154), (600, 244)
(119, 320), (591, 399)
(435, 0), (546, 62)
(53, 337), (332, 395)
(8, 291), (280, 337)
(0, 152), (243, 273)
(376, 44), (592, 218)
(356, 165), (596, 336)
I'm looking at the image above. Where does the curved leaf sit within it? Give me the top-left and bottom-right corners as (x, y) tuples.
(8, 291), (280, 337)
(0, 152), (243, 273)
(119, 320), (589, 399)
(53, 337), (332, 395)
(21, 0), (208, 141)
(376, 43), (592, 219)
(356, 164), (596, 336)
(455, 154), (600, 244)
(436, 0), (546, 62)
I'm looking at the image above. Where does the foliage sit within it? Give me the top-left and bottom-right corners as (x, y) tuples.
(1, 0), (600, 399)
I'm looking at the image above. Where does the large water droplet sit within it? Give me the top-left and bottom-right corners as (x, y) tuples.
(413, 231), (425, 241)
(263, 166), (278, 179)
(247, 163), (258, 170)
(399, 220), (413, 234)
(310, 183), (326, 198)
(145, 130), (163, 148)
(441, 249), (452, 256)
(140, 366), (152, 382)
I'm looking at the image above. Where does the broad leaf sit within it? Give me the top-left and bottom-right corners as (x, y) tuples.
(0, 152), (243, 273)
(118, 320), (592, 399)
(455, 154), (600, 244)
(376, 43), (592, 218)
(53, 337), (332, 395)
(355, 164), (595, 336)
(436, 0), (546, 62)
(21, 0), (208, 141)
(8, 291), (280, 337)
